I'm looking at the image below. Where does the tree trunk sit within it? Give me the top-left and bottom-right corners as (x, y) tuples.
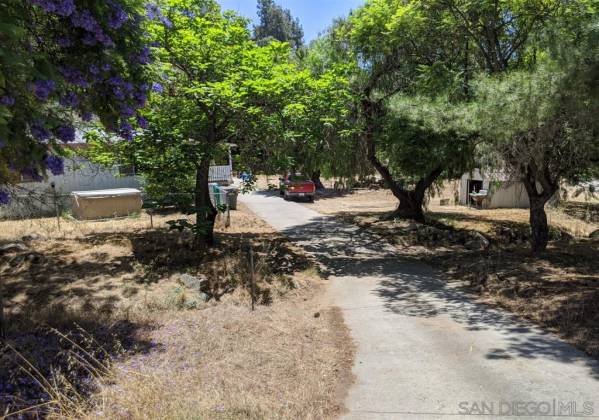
(311, 170), (325, 190)
(521, 167), (558, 254)
(529, 197), (549, 253)
(393, 190), (425, 222)
(194, 156), (217, 250)
(361, 98), (444, 223)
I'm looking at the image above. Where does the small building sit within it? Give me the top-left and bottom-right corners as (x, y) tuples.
(459, 169), (530, 209)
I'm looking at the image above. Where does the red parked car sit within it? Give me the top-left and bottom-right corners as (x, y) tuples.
(279, 173), (316, 202)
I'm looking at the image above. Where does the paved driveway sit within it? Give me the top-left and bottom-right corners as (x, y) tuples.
(241, 192), (599, 420)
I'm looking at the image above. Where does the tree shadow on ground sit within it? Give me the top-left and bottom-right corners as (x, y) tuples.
(1, 224), (312, 416)
(279, 215), (599, 380)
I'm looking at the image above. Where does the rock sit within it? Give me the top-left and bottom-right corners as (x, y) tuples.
(465, 232), (490, 251)
(179, 273), (208, 291)
(21, 233), (43, 242)
(417, 226), (443, 241)
(0, 242), (29, 254)
(590, 229), (599, 239)
(26, 252), (42, 264)
(404, 223), (420, 232)
(313, 312), (321, 318)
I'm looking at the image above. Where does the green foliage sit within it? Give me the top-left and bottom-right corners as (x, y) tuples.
(474, 19), (599, 184)
(382, 96), (477, 184)
(253, 0), (304, 49)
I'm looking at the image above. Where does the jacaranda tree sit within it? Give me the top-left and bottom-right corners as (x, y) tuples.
(0, 0), (152, 204)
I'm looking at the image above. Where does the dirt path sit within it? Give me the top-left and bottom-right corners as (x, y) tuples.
(241, 191), (599, 419)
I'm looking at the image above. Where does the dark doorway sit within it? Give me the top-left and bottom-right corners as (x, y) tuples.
(467, 180), (483, 205)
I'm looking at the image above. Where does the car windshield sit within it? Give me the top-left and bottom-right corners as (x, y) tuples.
(289, 174), (310, 182)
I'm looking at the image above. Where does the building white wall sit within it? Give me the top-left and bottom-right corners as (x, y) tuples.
(459, 169), (530, 209)
(487, 182), (530, 208)
(1, 157), (141, 219)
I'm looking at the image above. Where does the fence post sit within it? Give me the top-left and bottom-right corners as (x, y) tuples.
(0, 273), (5, 341)
(51, 182), (61, 231)
(249, 247), (256, 311)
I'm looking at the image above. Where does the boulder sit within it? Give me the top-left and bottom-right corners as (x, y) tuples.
(0, 242), (29, 255)
(404, 222), (420, 232)
(417, 226), (443, 241)
(465, 232), (490, 251)
(26, 252), (43, 264)
(21, 233), (43, 242)
(179, 273), (208, 291)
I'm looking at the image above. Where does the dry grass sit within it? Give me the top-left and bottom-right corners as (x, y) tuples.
(88, 275), (352, 420)
(1, 203), (353, 418)
(308, 188), (599, 359)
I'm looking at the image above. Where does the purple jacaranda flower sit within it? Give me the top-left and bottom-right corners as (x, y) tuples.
(151, 82), (163, 93)
(113, 87), (125, 101)
(55, 125), (76, 142)
(21, 167), (43, 182)
(81, 111), (93, 121)
(182, 10), (195, 18)
(31, 123), (51, 141)
(149, 41), (160, 47)
(160, 15), (172, 28)
(95, 30), (115, 47)
(108, 76), (124, 86)
(32, 80), (55, 101)
(59, 91), (78, 108)
(108, 4), (129, 29)
(0, 189), (11, 206)
(145, 3), (160, 19)
(56, 36), (72, 47)
(31, 0), (75, 16)
(145, 3), (172, 27)
(82, 33), (98, 46)
(44, 155), (64, 175)
(55, 0), (75, 16)
(137, 115), (148, 129)
(120, 105), (134, 117)
(89, 64), (100, 75)
(137, 46), (152, 65)
(119, 121), (133, 140)
(71, 9), (98, 31)
(102, 63), (112, 72)
(0, 95), (15, 106)
(134, 91), (147, 108)
(60, 66), (89, 88)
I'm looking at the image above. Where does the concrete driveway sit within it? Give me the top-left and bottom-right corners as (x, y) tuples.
(240, 192), (599, 420)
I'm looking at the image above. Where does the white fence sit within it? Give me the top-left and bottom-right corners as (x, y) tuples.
(209, 165), (232, 185)
(1, 157), (141, 219)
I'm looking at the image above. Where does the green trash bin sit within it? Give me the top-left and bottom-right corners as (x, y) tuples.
(209, 183), (225, 207)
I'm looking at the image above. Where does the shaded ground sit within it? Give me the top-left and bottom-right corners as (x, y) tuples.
(305, 188), (599, 360)
(243, 191), (599, 419)
(1, 204), (353, 418)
